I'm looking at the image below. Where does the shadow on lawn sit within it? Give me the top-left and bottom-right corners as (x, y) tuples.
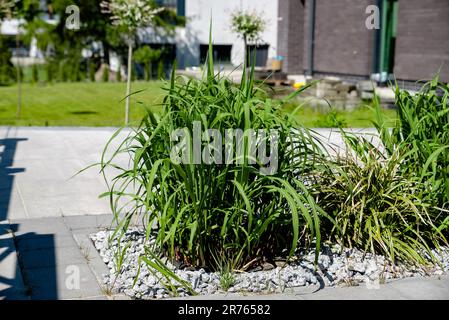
(70, 111), (99, 115)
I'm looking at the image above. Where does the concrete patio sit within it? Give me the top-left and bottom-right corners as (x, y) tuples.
(0, 126), (130, 220)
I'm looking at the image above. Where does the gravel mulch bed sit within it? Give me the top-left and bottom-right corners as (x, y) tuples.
(90, 228), (449, 299)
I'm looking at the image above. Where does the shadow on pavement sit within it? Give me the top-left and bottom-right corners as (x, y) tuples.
(0, 137), (57, 299)
(0, 138), (26, 221)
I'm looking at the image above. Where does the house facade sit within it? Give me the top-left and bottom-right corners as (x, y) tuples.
(0, 0), (279, 72)
(2, 0), (447, 83)
(142, 0), (279, 69)
(278, 0), (449, 83)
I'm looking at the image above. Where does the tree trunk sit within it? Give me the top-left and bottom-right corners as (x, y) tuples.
(125, 42), (133, 126)
(16, 32), (22, 119)
(145, 62), (150, 81)
(102, 40), (110, 65)
(243, 35), (247, 68)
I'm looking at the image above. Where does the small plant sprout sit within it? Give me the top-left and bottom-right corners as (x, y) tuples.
(79, 243), (92, 262)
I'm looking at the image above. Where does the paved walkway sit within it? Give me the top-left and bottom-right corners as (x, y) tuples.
(0, 126), (130, 220)
(1, 127), (447, 300)
(0, 127), (129, 299)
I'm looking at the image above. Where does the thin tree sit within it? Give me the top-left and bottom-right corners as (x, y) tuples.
(2, 0), (41, 118)
(230, 10), (266, 67)
(1, 0), (21, 117)
(101, 0), (163, 125)
(0, 0), (14, 20)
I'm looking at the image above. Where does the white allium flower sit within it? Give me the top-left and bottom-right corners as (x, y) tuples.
(101, 0), (164, 33)
(0, 0), (16, 19)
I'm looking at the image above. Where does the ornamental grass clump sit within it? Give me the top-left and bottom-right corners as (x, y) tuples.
(374, 77), (449, 241)
(316, 77), (449, 265)
(386, 78), (449, 211)
(317, 133), (447, 265)
(100, 38), (327, 271)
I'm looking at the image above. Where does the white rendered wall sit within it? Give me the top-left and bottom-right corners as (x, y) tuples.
(177, 0), (279, 68)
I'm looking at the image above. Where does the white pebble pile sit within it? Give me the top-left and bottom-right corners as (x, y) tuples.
(90, 228), (449, 299)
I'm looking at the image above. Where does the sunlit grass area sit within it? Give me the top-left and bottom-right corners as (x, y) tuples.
(0, 81), (165, 126)
(283, 102), (398, 128)
(0, 81), (397, 127)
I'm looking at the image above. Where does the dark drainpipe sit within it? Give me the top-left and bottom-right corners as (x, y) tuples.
(371, 0), (383, 78)
(306, 0), (316, 76)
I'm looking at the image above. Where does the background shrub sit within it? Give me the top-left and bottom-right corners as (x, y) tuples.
(0, 35), (16, 85)
(45, 63), (54, 83)
(89, 60), (96, 82)
(116, 64), (122, 82)
(102, 64), (109, 82)
(31, 64), (39, 83)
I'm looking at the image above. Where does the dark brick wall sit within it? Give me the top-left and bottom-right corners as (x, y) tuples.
(394, 0), (449, 82)
(277, 0), (306, 74)
(280, 0), (449, 82)
(277, 0), (290, 70)
(312, 0), (375, 76)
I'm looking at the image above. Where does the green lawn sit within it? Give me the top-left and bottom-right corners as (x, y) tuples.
(0, 81), (397, 127)
(286, 103), (398, 128)
(0, 81), (165, 126)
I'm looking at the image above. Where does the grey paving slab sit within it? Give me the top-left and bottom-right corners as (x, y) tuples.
(295, 277), (449, 300)
(71, 295), (110, 300)
(383, 276), (449, 300)
(13, 200), (63, 218)
(9, 217), (69, 236)
(63, 214), (113, 231)
(174, 276), (449, 300)
(24, 264), (103, 300)
(15, 234), (77, 252)
(19, 246), (86, 269)
(18, 195), (110, 218)
(0, 223), (28, 300)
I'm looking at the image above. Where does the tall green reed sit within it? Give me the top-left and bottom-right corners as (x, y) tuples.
(100, 35), (327, 270)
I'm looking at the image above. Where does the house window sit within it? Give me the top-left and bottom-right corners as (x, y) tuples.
(200, 44), (232, 65)
(177, 0), (185, 16)
(247, 44), (269, 67)
(155, 0), (185, 16)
